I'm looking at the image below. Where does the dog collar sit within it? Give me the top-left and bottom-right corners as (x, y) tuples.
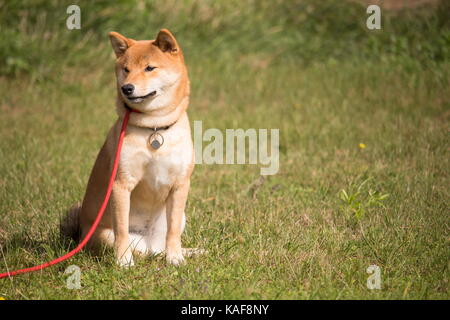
(124, 102), (175, 150)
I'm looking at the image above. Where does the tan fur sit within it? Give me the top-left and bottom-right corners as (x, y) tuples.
(62, 29), (199, 266)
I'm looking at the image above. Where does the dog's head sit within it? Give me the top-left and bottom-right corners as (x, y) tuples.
(109, 29), (187, 112)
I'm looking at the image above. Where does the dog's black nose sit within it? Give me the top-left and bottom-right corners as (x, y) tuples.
(121, 84), (135, 96)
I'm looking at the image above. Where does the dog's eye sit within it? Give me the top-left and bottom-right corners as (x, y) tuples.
(124, 67), (129, 73)
(145, 66), (156, 72)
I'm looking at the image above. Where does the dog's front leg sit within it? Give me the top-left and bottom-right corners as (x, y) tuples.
(110, 182), (134, 267)
(165, 180), (190, 265)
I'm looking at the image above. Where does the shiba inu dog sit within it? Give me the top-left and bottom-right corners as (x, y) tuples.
(61, 29), (199, 266)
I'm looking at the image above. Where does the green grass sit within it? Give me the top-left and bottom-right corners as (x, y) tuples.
(0, 0), (449, 299)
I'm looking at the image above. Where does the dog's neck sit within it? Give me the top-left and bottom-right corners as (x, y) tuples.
(116, 95), (189, 129)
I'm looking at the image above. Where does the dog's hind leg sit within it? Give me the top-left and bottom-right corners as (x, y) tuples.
(79, 227), (115, 255)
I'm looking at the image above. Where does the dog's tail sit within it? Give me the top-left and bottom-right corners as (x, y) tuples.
(60, 203), (81, 242)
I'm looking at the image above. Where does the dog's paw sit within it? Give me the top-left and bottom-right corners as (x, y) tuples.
(116, 252), (135, 268)
(182, 248), (207, 257)
(166, 251), (185, 266)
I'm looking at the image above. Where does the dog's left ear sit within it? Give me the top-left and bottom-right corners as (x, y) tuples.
(153, 29), (179, 54)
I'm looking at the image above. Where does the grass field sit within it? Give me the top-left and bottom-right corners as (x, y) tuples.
(0, 0), (449, 299)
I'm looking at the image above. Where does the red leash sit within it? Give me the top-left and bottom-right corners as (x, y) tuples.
(0, 110), (131, 279)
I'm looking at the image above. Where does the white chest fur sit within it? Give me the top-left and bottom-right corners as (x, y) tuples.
(118, 119), (193, 198)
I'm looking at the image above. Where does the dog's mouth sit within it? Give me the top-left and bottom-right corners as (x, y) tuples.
(127, 90), (157, 103)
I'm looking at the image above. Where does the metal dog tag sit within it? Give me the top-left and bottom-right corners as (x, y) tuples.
(148, 131), (164, 150)
(151, 139), (161, 149)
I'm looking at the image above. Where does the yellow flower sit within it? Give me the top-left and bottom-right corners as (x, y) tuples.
(0, 297), (5, 300)
(359, 143), (366, 149)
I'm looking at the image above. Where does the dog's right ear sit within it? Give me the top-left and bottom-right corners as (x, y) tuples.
(109, 32), (134, 58)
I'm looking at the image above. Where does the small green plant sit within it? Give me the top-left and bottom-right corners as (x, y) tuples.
(339, 178), (389, 221)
